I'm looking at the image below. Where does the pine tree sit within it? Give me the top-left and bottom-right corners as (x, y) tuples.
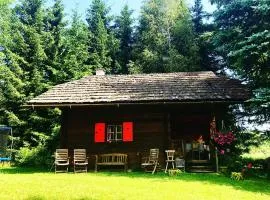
(86, 0), (112, 73)
(61, 8), (91, 79)
(14, 0), (48, 96)
(191, 0), (219, 71)
(114, 5), (134, 74)
(0, 0), (25, 129)
(0, 0), (61, 151)
(211, 0), (270, 122)
(170, 8), (200, 72)
(192, 0), (203, 34)
(44, 0), (66, 84)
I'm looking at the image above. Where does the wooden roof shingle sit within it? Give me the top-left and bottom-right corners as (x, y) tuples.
(27, 71), (250, 106)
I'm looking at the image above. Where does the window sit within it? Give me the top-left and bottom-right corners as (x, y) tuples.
(94, 122), (133, 143)
(107, 124), (123, 142)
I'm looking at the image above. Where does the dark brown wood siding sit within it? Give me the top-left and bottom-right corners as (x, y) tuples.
(60, 103), (226, 170)
(61, 105), (168, 169)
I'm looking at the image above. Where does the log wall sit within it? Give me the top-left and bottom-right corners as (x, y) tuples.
(60, 103), (225, 170)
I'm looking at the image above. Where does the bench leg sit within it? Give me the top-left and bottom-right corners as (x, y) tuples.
(95, 164), (97, 172)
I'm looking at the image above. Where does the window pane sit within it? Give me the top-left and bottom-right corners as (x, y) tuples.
(117, 125), (122, 132)
(107, 125), (115, 133)
(117, 133), (122, 140)
(107, 124), (123, 142)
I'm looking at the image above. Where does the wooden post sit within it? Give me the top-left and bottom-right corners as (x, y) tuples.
(60, 108), (68, 148)
(181, 139), (185, 157)
(215, 147), (219, 173)
(164, 113), (171, 151)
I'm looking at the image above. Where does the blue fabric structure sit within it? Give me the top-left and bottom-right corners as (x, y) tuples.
(0, 126), (13, 162)
(0, 157), (11, 161)
(0, 126), (12, 132)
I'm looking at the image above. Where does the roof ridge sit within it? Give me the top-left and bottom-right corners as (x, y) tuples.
(82, 71), (216, 79)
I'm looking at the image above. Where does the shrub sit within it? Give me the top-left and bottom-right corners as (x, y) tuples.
(15, 144), (53, 167)
(225, 156), (269, 178)
(231, 172), (244, 181)
(168, 169), (183, 176)
(14, 125), (60, 168)
(227, 158), (243, 174)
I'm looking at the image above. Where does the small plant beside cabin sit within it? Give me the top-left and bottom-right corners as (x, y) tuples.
(231, 172), (244, 181)
(168, 169), (183, 176)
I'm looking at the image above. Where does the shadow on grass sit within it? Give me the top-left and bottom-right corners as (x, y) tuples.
(0, 167), (49, 174)
(1, 167), (269, 195)
(92, 171), (270, 195)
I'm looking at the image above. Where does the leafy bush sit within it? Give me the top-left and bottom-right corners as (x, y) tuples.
(15, 144), (53, 167)
(168, 169), (183, 176)
(224, 156), (269, 178)
(14, 125), (60, 168)
(231, 172), (244, 181)
(227, 158), (243, 173)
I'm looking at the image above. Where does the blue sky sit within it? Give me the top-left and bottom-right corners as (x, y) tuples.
(48, 0), (216, 22)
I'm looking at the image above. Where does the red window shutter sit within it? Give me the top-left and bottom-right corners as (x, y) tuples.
(94, 123), (105, 143)
(123, 122), (133, 142)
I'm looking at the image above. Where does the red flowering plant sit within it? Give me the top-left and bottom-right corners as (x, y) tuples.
(212, 131), (236, 155)
(209, 119), (236, 155)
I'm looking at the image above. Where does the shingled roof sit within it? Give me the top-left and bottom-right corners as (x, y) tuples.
(27, 71), (250, 106)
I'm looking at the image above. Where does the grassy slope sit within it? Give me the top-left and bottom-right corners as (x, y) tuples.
(0, 167), (269, 200)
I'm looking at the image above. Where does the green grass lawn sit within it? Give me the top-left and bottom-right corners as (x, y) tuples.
(0, 167), (269, 200)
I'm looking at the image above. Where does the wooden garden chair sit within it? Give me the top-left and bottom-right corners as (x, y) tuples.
(141, 148), (159, 174)
(55, 149), (69, 173)
(165, 150), (175, 173)
(73, 149), (88, 173)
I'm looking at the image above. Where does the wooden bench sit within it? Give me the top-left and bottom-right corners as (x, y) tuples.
(94, 153), (128, 172)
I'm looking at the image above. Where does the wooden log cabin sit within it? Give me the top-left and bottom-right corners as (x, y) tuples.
(27, 71), (249, 171)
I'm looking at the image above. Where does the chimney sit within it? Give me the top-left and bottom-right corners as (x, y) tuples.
(96, 69), (105, 76)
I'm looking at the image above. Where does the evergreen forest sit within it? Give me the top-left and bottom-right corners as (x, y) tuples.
(0, 0), (269, 166)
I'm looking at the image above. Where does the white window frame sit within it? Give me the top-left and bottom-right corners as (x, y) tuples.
(107, 124), (123, 142)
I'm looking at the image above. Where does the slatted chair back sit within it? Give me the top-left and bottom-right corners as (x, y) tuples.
(149, 148), (159, 163)
(54, 149), (69, 173)
(141, 149), (160, 174)
(74, 149), (87, 162)
(55, 149), (69, 162)
(165, 150), (175, 161)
